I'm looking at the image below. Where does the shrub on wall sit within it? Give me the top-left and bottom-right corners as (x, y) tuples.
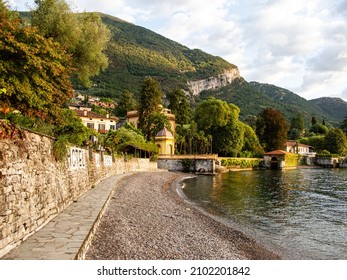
(221, 158), (261, 169)
(181, 158), (192, 172)
(285, 153), (300, 167)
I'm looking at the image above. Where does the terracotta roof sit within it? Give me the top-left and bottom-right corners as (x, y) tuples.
(285, 141), (313, 148)
(74, 110), (118, 121)
(156, 127), (174, 138)
(285, 140), (297, 147)
(264, 150), (288, 155)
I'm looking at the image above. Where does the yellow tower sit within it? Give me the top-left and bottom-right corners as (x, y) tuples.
(155, 127), (175, 156)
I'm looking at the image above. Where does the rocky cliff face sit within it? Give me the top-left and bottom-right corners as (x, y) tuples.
(187, 68), (240, 96)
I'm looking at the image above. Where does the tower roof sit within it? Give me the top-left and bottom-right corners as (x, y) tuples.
(156, 127), (173, 138)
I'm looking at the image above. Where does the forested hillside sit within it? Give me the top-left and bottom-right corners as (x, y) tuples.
(83, 14), (237, 98)
(310, 97), (347, 124)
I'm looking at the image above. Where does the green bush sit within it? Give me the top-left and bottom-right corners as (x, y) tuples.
(221, 158), (261, 168)
(53, 136), (69, 161)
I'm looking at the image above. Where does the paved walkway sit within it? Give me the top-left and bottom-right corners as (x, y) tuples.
(1, 173), (131, 260)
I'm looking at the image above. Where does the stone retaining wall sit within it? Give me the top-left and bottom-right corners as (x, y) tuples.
(316, 157), (339, 168)
(0, 129), (157, 257)
(157, 157), (215, 173)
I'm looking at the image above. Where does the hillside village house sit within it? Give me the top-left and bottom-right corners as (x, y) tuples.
(69, 103), (118, 134)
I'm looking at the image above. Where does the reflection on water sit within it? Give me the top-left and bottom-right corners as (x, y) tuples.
(182, 168), (347, 259)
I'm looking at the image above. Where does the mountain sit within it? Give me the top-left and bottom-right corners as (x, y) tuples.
(82, 14), (240, 98)
(89, 14), (344, 126)
(17, 12), (345, 126)
(248, 82), (335, 125)
(310, 97), (347, 124)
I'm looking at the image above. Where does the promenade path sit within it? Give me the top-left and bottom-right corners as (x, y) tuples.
(1, 173), (131, 260)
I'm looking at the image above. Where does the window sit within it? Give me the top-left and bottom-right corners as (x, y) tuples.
(98, 124), (106, 133)
(87, 123), (94, 130)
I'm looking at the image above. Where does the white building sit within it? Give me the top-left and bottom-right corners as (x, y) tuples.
(285, 140), (316, 156)
(74, 110), (118, 134)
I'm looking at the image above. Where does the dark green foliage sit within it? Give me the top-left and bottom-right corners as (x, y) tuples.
(309, 123), (329, 135)
(103, 126), (158, 155)
(311, 116), (318, 126)
(310, 97), (347, 126)
(323, 128), (347, 155)
(147, 112), (171, 139)
(181, 158), (192, 172)
(175, 122), (211, 155)
(340, 114), (347, 134)
(115, 90), (138, 117)
(256, 108), (289, 152)
(167, 88), (191, 125)
(300, 136), (325, 152)
(241, 123), (264, 157)
(138, 77), (164, 140)
(288, 112), (305, 140)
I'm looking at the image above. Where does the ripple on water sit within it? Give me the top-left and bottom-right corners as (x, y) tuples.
(182, 168), (347, 259)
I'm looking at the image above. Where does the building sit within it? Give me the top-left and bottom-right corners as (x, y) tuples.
(285, 140), (315, 156)
(74, 110), (118, 134)
(155, 127), (175, 156)
(68, 103), (92, 112)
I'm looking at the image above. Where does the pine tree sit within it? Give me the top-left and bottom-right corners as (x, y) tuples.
(138, 77), (163, 140)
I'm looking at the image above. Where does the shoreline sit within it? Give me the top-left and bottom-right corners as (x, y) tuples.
(85, 171), (280, 260)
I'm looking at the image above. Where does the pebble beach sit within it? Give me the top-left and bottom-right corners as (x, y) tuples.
(85, 171), (280, 260)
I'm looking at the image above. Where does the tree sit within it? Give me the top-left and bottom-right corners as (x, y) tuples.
(256, 108), (289, 152)
(241, 123), (264, 157)
(167, 88), (190, 125)
(31, 0), (110, 87)
(324, 128), (347, 155)
(340, 114), (347, 134)
(138, 77), (164, 140)
(0, 4), (73, 123)
(147, 111), (171, 140)
(289, 112), (305, 139)
(194, 97), (230, 131)
(311, 116), (317, 126)
(212, 119), (245, 156)
(115, 90), (138, 117)
(194, 97), (246, 156)
(103, 126), (157, 155)
(309, 123), (329, 135)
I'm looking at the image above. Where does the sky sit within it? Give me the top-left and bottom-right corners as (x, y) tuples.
(8, 0), (347, 101)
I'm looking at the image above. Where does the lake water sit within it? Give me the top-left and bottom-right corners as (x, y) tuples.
(182, 168), (347, 259)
